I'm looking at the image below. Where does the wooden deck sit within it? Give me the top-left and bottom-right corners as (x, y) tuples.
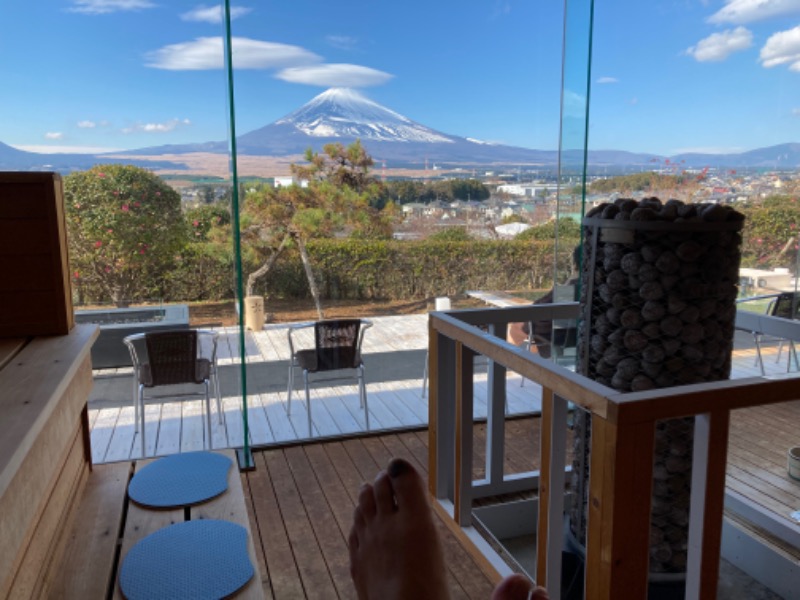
(88, 314), (544, 464)
(86, 313), (800, 590)
(89, 314), (796, 465)
(241, 423), (545, 599)
(727, 399), (800, 536)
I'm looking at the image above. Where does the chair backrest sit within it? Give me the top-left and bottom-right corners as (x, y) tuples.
(314, 319), (362, 371)
(144, 329), (203, 386)
(771, 292), (800, 320)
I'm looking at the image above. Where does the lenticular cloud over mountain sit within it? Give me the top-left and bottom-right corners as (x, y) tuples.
(273, 88), (453, 143)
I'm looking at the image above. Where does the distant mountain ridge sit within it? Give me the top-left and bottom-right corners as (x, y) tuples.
(0, 140), (187, 172)
(1, 88), (799, 171)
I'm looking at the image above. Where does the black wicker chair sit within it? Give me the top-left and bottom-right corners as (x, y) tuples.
(286, 319), (372, 437)
(124, 329), (222, 457)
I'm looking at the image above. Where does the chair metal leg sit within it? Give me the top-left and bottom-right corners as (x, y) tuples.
(213, 368), (223, 424)
(304, 370), (312, 437)
(520, 336), (532, 387)
(359, 366), (369, 431)
(133, 374), (139, 431)
(205, 381), (213, 450)
(139, 385), (146, 458)
(421, 350), (428, 398)
(286, 362), (294, 414)
(753, 333), (766, 376)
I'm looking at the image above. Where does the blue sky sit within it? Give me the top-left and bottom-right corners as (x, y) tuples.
(2, 0), (798, 156)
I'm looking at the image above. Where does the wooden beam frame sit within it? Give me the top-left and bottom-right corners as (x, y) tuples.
(426, 305), (800, 600)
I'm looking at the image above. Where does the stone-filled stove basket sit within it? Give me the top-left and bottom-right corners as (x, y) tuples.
(570, 197), (745, 584)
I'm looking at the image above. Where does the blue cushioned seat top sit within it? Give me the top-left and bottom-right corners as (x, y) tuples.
(128, 451), (232, 508)
(119, 520), (254, 600)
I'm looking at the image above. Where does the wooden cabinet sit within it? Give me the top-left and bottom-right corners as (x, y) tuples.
(0, 172), (73, 336)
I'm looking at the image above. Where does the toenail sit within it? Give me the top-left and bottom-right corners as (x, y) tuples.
(388, 458), (410, 478)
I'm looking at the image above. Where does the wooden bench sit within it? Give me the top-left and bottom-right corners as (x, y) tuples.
(0, 325), (263, 599)
(46, 450), (263, 599)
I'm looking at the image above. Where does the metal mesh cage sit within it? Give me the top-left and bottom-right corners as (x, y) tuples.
(570, 197), (744, 576)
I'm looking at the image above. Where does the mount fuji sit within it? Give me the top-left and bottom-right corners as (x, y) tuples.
(2, 88), (798, 171)
(128, 87), (562, 166)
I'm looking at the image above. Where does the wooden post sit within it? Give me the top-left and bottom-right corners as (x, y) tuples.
(429, 328), (456, 501)
(454, 342), (474, 526)
(536, 387), (569, 596)
(585, 416), (655, 599)
(486, 324), (507, 489)
(428, 319), (439, 498)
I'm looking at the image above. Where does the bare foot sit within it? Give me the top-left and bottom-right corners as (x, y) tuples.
(348, 458), (449, 600)
(348, 457), (550, 600)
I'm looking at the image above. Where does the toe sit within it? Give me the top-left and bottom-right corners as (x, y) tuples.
(348, 522), (359, 558)
(373, 470), (396, 515)
(386, 458), (428, 514)
(357, 482), (377, 522)
(491, 574), (547, 600)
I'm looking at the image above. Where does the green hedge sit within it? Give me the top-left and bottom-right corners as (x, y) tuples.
(73, 238), (573, 305)
(253, 238), (574, 300)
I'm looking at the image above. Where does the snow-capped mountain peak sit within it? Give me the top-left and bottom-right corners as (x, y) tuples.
(274, 87), (454, 144)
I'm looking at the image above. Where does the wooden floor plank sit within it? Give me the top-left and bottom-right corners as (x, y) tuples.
(241, 472), (274, 599)
(224, 396), (245, 448)
(248, 452), (304, 599)
(90, 407), (121, 464)
(263, 392), (301, 443)
(263, 450), (337, 600)
(155, 401), (182, 457)
(103, 405), (137, 463)
(284, 446), (356, 599)
(180, 399), (206, 452)
(243, 393), (275, 447)
(304, 444), (363, 544)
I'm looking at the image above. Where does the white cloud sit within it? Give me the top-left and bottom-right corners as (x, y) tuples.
(760, 24), (800, 70)
(180, 4), (252, 24)
(793, 107), (800, 115)
(77, 120), (96, 128)
(45, 132), (64, 140)
(685, 26), (753, 61)
(145, 37), (320, 70)
(121, 118), (191, 134)
(709, 0), (800, 25)
(326, 35), (358, 51)
(275, 63), (393, 87)
(596, 76), (619, 84)
(68, 0), (155, 15)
